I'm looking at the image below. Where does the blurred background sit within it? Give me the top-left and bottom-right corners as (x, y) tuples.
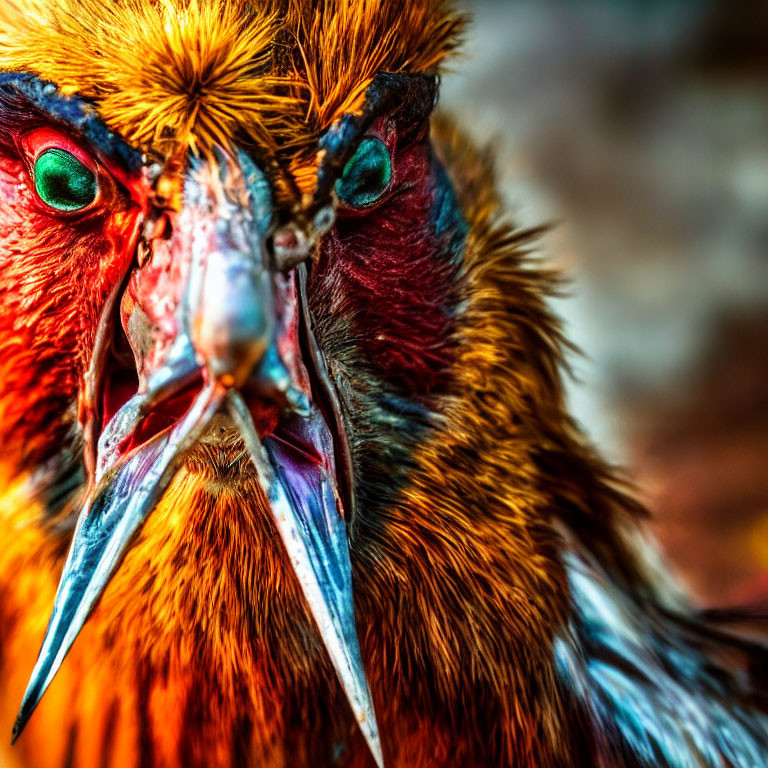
(441, 0), (768, 610)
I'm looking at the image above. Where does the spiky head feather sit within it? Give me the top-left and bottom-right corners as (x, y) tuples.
(0, 0), (464, 163)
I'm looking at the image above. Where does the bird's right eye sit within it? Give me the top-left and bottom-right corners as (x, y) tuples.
(34, 148), (98, 212)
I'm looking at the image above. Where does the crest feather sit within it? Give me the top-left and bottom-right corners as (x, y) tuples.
(0, 0), (465, 161)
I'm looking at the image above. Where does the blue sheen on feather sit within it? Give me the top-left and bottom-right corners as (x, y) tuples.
(430, 152), (469, 266)
(556, 552), (768, 768)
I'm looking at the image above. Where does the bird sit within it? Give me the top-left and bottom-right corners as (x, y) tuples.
(0, 1), (765, 767)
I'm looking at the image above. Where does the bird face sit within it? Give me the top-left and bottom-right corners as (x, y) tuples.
(0, 5), (598, 766)
(0, 21), (464, 760)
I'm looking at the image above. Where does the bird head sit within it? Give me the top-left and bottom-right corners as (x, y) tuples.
(0, 1), (639, 764)
(0, 1), (470, 761)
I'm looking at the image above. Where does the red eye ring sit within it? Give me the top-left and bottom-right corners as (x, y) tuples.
(20, 127), (102, 214)
(21, 127), (99, 176)
(17, 127), (150, 216)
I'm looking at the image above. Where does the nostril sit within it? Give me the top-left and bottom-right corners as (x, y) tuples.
(273, 227), (300, 252)
(272, 222), (311, 271)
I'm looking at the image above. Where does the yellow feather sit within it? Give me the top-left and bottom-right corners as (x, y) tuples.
(0, 0), (465, 162)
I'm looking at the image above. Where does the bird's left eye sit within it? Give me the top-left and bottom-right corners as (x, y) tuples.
(335, 137), (392, 208)
(34, 149), (98, 211)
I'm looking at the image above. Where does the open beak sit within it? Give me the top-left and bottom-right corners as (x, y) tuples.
(13, 149), (383, 767)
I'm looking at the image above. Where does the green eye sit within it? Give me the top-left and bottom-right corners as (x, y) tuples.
(34, 148), (97, 211)
(335, 137), (392, 208)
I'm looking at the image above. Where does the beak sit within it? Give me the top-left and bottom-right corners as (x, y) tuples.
(13, 150), (383, 767)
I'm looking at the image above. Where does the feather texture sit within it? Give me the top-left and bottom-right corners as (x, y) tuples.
(0, 4), (766, 767)
(558, 548), (768, 767)
(0, 0), (464, 161)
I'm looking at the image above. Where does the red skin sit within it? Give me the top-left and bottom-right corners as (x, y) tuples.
(0, 126), (145, 471)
